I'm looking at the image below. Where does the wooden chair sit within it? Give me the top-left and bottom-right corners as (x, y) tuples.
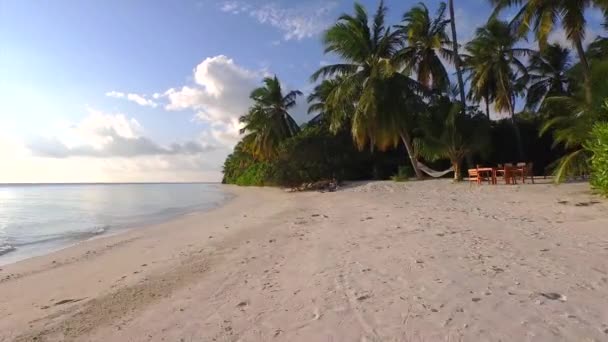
(468, 168), (481, 185)
(469, 166), (492, 185)
(496, 163), (514, 184)
(505, 163), (517, 184)
(524, 162), (535, 184)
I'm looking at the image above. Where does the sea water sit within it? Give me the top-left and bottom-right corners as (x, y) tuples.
(0, 183), (231, 265)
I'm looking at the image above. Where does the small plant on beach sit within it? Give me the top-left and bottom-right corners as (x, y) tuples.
(391, 165), (413, 182)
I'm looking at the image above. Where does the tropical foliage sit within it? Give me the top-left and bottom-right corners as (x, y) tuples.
(396, 2), (451, 91)
(488, 0), (601, 104)
(415, 97), (491, 180)
(311, 1), (425, 178)
(587, 117), (608, 196)
(525, 44), (572, 111)
(463, 19), (529, 119)
(239, 76), (302, 160)
(222, 0), (608, 191)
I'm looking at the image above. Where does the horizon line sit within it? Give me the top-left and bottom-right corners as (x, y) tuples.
(0, 181), (222, 186)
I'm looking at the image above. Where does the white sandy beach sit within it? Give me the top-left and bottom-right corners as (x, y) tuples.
(1, 180), (608, 341)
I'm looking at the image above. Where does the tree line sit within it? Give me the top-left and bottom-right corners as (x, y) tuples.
(223, 0), (608, 196)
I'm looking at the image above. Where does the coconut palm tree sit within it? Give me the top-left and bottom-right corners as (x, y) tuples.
(464, 19), (530, 120)
(415, 96), (491, 181)
(464, 19), (530, 157)
(312, 1), (426, 179)
(448, 0), (468, 109)
(396, 2), (451, 91)
(239, 76), (302, 160)
(525, 44), (573, 111)
(306, 79), (347, 126)
(488, 0), (599, 104)
(462, 42), (497, 118)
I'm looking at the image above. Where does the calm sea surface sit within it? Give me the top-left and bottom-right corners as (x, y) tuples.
(0, 183), (231, 265)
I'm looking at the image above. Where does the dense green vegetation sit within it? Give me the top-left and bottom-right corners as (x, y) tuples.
(588, 119), (608, 196)
(223, 0), (608, 195)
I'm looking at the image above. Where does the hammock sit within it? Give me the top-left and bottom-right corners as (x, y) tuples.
(417, 162), (454, 178)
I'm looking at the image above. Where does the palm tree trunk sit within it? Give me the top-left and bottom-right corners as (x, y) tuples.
(485, 96), (490, 119)
(448, 0), (467, 112)
(509, 104), (525, 160)
(399, 132), (423, 180)
(573, 37), (592, 104)
(452, 158), (462, 181)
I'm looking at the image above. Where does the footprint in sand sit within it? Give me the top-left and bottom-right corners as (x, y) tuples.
(539, 292), (567, 302)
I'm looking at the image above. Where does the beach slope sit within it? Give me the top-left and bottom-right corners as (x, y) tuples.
(1, 180), (608, 341)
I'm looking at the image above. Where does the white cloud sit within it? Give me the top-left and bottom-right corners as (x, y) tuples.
(27, 109), (215, 158)
(106, 91), (158, 108)
(127, 93), (158, 107)
(105, 91), (125, 98)
(219, 1), (338, 40)
(163, 55), (265, 148)
(0, 134), (221, 184)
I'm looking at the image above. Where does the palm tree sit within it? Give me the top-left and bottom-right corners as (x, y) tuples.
(312, 1), (426, 179)
(525, 43), (573, 111)
(464, 19), (530, 120)
(396, 2), (451, 91)
(306, 79), (346, 126)
(464, 19), (530, 157)
(239, 76), (302, 160)
(540, 60), (608, 182)
(586, 36), (608, 60)
(448, 0), (468, 110)
(462, 42), (497, 118)
(488, 0), (599, 104)
(415, 96), (491, 181)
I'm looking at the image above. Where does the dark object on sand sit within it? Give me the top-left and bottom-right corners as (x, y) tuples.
(290, 179), (339, 192)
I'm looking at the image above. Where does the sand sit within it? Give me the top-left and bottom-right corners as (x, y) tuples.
(1, 180), (608, 341)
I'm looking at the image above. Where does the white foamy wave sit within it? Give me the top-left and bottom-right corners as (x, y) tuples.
(92, 225), (109, 235)
(0, 244), (16, 256)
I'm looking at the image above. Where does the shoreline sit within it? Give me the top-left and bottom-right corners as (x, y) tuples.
(2, 180), (608, 341)
(0, 184), (235, 267)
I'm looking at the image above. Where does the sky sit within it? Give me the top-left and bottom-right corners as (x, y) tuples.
(0, 0), (605, 183)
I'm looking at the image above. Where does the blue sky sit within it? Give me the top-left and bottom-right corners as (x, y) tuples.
(0, 0), (605, 182)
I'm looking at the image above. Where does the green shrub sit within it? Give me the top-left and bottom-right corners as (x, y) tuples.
(234, 162), (272, 186)
(587, 123), (608, 196)
(391, 165), (413, 182)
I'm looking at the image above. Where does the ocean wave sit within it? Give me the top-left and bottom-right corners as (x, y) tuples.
(0, 244), (16, 256)
(9, 225), (110, 248)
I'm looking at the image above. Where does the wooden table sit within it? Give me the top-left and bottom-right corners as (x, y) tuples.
(477, 167), (497, 184)
(497, 166), (526, 184)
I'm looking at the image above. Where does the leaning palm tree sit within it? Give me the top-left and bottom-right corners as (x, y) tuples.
(239, 76), (302, 160)
(488, 0), (600, 104)
(312, 1), (426, 179)
(525, 43), (573, 111)
(415, 96), (491, 181)
(396, 2), (451, 92)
